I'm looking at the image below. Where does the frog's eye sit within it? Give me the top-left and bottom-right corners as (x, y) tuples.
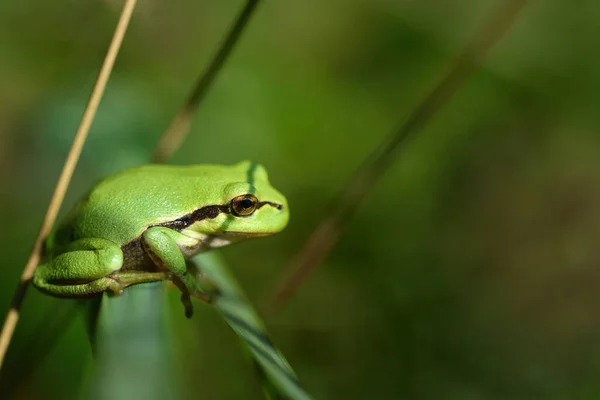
(231, 194), (258, 217)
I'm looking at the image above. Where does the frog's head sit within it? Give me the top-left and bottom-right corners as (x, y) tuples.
(184, 161), (289, 247)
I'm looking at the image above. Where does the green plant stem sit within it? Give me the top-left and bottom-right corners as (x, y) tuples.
(195, 252), (312, 400)
(86, 282), (179, 400)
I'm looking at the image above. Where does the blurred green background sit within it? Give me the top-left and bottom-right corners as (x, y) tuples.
(2, 0), (600, 398)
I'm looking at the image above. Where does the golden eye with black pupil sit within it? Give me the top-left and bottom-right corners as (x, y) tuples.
(231, 194), (258, 216)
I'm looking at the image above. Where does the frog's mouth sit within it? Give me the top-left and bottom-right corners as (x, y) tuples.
(256, 201), (284, 211)
(207, 231), (274, 247)
(217, 231), (271, 238)
(210, 231), (270, 245)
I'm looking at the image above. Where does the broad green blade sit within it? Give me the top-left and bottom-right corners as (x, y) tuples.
(85, 282), (179, 400)
(194, 252), (312, 400)
(84, 253), (310, 400)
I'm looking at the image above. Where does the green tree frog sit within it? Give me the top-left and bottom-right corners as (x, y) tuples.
(32, 161), (289, 316)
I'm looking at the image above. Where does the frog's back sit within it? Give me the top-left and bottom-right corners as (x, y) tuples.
(58, 164), (229, 246)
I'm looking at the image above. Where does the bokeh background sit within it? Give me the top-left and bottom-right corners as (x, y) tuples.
(2, 0), (600, 399)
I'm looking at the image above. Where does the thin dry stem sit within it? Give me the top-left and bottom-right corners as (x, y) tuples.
(269, 0), (528, 312)
(0, 0), (137, 370)
(152, 0), (261, 163)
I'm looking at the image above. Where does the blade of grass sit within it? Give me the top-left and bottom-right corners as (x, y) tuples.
(152, 0), (262, 163)
(270, 0), (528, 311)
(89, 253), (313, 400)
(85, 284), (179, 400)
(196, 252), (313, 400)
(0, 0), (137, 370)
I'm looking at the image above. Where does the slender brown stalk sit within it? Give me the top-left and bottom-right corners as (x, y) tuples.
(0, 0), (137, 370)
(152, 0), (261, 163)
(270, 0), (528, 312)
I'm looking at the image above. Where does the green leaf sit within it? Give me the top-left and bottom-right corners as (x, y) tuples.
(85, 253), (311, 400)
(193, 252), (313, 400)
(85, 282), (180, 400)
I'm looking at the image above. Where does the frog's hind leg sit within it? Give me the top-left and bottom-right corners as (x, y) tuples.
(33, 238), (125, 298)
(33, 275), (125, 298)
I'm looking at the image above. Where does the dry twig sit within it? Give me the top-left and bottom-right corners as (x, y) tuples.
(152, 0), (261, 163)
(0, 0), (137, 369)
(270, 0), (528, 311)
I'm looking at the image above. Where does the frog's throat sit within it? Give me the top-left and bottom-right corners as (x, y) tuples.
(180, 230), (233, 249)
(181, 228), (270, 249)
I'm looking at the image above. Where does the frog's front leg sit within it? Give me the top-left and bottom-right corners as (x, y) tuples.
(141, 226), (219, 317)
(33, 238), (126, 298)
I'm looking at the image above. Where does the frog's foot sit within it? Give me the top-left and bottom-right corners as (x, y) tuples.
(184, 261), (222, 303)
(141, 226), (222, 316)
(191, 272), (221, 305)
(170, 272), (220, 316)
(105, 278), (126, 296)
(108, 271), (173, 295)
(166, 276), (194, 318)
(166, 270), (220, 318)
(110, 271), (197, 317)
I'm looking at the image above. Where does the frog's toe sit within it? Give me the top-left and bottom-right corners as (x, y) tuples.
(181, 293), (194, 318)
(105, 279), (126, 296)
